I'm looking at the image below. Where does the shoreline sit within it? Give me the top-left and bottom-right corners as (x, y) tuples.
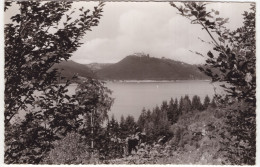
(104, 79), (211, 83)
(66, 79), (212, 85)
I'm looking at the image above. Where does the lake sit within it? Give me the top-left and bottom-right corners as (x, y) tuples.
(67, 80), (222, 121)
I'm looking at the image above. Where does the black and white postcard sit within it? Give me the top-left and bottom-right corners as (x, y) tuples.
(1, 0), (258, 165)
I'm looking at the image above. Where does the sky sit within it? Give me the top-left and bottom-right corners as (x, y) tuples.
(4, 1), (252, 65)
(69, 2), (251, 64)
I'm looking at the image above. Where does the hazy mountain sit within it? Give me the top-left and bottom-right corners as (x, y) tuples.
(96, 55), (208, 80)
(51, 60), (95, 79)
(85, 63), (112, 71)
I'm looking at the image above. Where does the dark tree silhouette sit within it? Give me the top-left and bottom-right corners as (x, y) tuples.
(171, 2), (256, 164)
(203, 95), (211, 109)
(4, 1), (109, 164)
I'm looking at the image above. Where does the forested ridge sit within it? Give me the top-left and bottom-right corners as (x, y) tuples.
(51, 60), (95, 80)
(51, 55), (209, 81)
(4, 1), (256, 165)
(96, 55), (208, 80)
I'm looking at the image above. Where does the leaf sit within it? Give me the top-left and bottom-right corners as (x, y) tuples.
(218, 37), (225, 43)
(207, 51), (214, 58)
(170, 2), (176, 8)
(204, 21), (211, 27)
(183, 9), (189, 13)
(216, 17), (223, 21)
(191, 11), (198, 16)
(224, 18), (229, 23)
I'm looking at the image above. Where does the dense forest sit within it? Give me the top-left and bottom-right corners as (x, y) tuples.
(4, 1), (256, 165)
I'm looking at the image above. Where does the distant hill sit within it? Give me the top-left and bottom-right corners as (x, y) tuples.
(96, 55), (208, 80)
(51, 60), (95, 80)
(50, 56), (209, 81)
(85, 63), (112, 71)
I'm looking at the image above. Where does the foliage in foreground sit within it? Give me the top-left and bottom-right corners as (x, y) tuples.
(107, 102), (253, 165)
(4, 78), (113, 164)
(170, 2), (256, 164)
(42, 132), (90, 164)
(4, 1), (111, 164)
(109, 108), (226, 164)
(4, 1), (256, 165)
(42, 96), (228, 165)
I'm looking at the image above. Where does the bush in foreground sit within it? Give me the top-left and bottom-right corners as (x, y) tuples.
(42, 132), (90, 164)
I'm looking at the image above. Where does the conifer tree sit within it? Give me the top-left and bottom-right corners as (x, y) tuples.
(191, 95), (203, 111)
(120, 115), (125, 126)
(203, 95), (211, 109)
(124, 115), (137, 135)
(172, 98), (180, 124)
(161, 101), (168, 112)
(179, 96), (184, 115)
(119, 115), (128, 139)
(211, 97), (217, 108)
(167, 98), (175, 124)
(109, 115), (120, 137)
(183, 95), (192, 113)
(137, 108), (147, 131)
(142, 109), (153, 141)
(146, 109), (152, 121)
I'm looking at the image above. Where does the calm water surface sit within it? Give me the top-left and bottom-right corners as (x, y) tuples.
(68, 80), (222, 120)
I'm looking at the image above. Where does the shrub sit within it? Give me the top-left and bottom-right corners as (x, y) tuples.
(42, 132), (90, 164)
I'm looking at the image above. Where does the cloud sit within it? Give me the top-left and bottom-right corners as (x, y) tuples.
(71, 2), (251, 64)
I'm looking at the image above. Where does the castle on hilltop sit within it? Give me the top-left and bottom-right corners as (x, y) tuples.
(133, 52), (150, 58)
